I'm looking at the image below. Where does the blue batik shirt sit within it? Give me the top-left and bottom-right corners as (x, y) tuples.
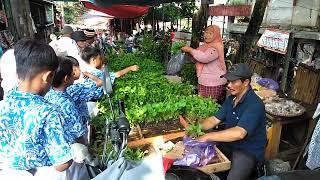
(45, 88), (86, 144)
(67, 67), (115, 127)
(0, 87), (72, 170)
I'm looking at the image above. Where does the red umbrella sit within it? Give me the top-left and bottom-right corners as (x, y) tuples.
(81, 0), (149, 18)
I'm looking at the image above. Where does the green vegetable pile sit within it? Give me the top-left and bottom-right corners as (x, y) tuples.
(95, 51), (220, 126)
(186, 123), (205, 138)
(171, 41), (187, 55)
(124, 147), (146, 161)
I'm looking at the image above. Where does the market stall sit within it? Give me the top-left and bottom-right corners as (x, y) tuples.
(246, 28), (320, 162)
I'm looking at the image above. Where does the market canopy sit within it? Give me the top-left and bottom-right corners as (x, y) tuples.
(86, 0), (190, 6)
(82, 10), (114, 19)
(81, 0), (149, 18)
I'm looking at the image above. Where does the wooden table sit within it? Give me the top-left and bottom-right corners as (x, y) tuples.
(265, 105), (315, 160)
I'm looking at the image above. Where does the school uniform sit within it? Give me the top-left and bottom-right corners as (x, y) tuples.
(67, 68), (115, 130)
(45, 89), (85, 144)
(0, 87), (73, 178)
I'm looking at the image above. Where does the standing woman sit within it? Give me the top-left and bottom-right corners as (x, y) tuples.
(181, 25), (227, 102)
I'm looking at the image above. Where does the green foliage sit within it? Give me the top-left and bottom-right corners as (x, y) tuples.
(180, 2), (198, 18)
(95, 51), (220, 127)
(171, 41), (186, 55)
(186, 123), (205, 138)
(178, 63), (197, 86)
(124, 147), (145, 161)
(63, 2), (87, 24)
(139, 34), (170, 64)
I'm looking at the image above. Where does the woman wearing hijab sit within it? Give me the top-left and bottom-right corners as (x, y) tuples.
(181, 25), (227, 102)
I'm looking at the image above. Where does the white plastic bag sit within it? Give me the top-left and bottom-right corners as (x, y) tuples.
(167, 52), (186, 75)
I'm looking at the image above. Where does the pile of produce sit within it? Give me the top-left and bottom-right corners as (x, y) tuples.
(94, 52), (220, 126)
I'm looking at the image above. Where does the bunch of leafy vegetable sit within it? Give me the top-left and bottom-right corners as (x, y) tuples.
(186, 123), (205, 138)
(171, 41), (187, 55)
(124, 147), (145, 161)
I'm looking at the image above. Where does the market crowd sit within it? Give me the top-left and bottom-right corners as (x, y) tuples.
(0, 26), (139, 179)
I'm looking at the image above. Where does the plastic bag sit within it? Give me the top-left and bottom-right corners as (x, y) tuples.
(167, 52), (186, 75)
(173, 136), (216, 167)
(257, 78), (279, 90)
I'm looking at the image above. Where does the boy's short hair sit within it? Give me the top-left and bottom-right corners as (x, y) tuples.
(81, 46), (102, 63)
(52, 56), (73, 87)
(65, 56), (79, 67)
(14, 39), (58, 80)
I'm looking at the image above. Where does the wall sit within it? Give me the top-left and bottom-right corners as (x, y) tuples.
(262, 0), (320, 27)
(292, 0), (320, 27)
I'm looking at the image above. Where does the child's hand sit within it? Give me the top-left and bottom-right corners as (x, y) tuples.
(130, 65), (139, 72)
(82, 72), (92, 79)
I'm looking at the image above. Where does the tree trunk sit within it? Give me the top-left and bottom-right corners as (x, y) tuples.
(8, 0), (34, 40)
(191, 4), (209, 48)
(187, 17), (190, 29)
(152, 7), (155, 35)
(233, 0), (268, 63)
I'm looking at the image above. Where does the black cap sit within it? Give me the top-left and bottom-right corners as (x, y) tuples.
(221, 63), (252, 81)
(71, 31), (90, 41)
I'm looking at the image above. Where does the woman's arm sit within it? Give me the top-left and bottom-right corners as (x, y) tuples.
(181, 46), (219, 64)
(215, 44), (227, 72)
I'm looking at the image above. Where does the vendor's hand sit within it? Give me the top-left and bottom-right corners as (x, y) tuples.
(197, 134), (209, 142)
(179, 115), (189, 129)
(130, 65), (139, 72)
(181, 46), (193, 53)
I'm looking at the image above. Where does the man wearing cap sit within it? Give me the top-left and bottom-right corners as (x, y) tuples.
(83, 29), (98, 48)
(55, 25), (78, 57)
(72, 31), (90, 51)
(196, 63), (266, 180)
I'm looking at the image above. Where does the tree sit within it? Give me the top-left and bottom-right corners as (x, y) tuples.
(190, 4), (208, 48)
(63, 2), (87, 24)
(180, 1), (197, 29)
(233, 0), (268, 63)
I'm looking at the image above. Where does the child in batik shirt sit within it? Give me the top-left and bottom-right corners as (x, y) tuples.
(44, 56), (102, 144)
(0, 40), (72, 173)
(67, 47), (139, 129)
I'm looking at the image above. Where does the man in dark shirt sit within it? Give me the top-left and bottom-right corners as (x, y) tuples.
(198, 63), (267, 180)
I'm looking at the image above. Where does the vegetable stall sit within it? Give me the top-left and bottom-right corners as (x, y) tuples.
(89, 38), (226, 169)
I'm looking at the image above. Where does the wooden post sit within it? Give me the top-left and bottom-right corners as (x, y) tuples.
(162, 6), (165, 32)
(152, 6), (155, 35)
(281, 33), (294, 92)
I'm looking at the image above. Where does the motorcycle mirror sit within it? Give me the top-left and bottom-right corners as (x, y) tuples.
(103, 66), (113, 96)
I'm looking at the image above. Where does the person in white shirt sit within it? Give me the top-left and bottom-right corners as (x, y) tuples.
(55, 26), (78, 57)
(0, 49), (18, 97)
(48, 34), (59, 54)
(71, 31), (91, 72)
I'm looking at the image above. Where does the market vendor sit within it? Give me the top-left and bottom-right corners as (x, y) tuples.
(181, 25), (227, 102)
(196, 63), (267, 180)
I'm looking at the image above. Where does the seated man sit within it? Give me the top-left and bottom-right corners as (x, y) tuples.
(0, 39), (73, 178)
(197, 63), (267, 180)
